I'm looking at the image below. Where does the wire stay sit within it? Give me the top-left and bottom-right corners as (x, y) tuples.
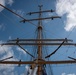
(0, 4), (36, 26)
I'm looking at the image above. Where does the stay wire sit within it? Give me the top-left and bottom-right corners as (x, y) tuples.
(42, 14), (63, 38)
(42, 21), (75, 74)
(37, 0), (76, 74)
(0, 11), (37, 39)
(66, 27), (76, 38)
(45, 46), (54, 75)
(0, 4), (37, 27)
(54, 10), (76, 43)
(42, 24), (54, 75)
(0, 10), (36, 59)
(60, 15), (76, 38)
(30, 25), (39, 60)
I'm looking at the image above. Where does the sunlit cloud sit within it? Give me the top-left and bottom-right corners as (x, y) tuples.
(0, 41), (17, 75)
(0, 24), (5, 31)
(6, 0), (14, 6)
(56, 0), (76, 31)
(0, 0), (14, 12)
(13, 9), (25, 17)
(62, 73), (75, 75)
(44, 13), (54, 23)
(16, 47), (26, 55)
(8, 36), (12, 40)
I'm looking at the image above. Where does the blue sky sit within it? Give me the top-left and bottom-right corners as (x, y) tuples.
(0, 0), (76, 75)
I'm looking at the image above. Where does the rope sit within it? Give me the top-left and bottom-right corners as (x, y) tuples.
(0, 11), (37, 39)
(0, 4), (37, 26)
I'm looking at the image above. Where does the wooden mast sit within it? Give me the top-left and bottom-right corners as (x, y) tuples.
(37, 5), (43, 75)
(1, 4), (76, 75)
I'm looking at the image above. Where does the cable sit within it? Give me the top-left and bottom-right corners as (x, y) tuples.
(42, 24), (54, 75)
(0, 11), (37, 39)
(0, 4), (37, 26)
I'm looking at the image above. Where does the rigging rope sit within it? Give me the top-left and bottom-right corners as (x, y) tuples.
(0, 1), (76, 75)
(42, 25), (54, 75)
(0, 11), (37, 40)
(0, 4), (37, 27)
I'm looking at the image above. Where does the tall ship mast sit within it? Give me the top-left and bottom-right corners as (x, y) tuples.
(0, 1), (76, 75)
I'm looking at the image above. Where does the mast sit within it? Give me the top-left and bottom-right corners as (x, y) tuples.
(37, 5), (43, 59)
(37, 5), (43, 75)
(1, 4), (76, 75)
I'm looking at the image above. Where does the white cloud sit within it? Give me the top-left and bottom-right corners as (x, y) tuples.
(0, 24), (5, 31)
(25, 65), (29, 71)
(0, 41), (27, 75)
(44, 12), (54, 23)
(0, 41), (17, 75)
(21, 74), (24, 75)
(62, 73), (66, 75)
(13, 9), (25, 17)
(0, 0), (14, 12)
(6, 0), (14, 6)
(62, 73), (75, 75)
(68, 74), (75, 75)
(8, 36), (12, 40)
(0, 70), (14, 75)
(56, 0), (76, 31)
(16, 47), (26, 55)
